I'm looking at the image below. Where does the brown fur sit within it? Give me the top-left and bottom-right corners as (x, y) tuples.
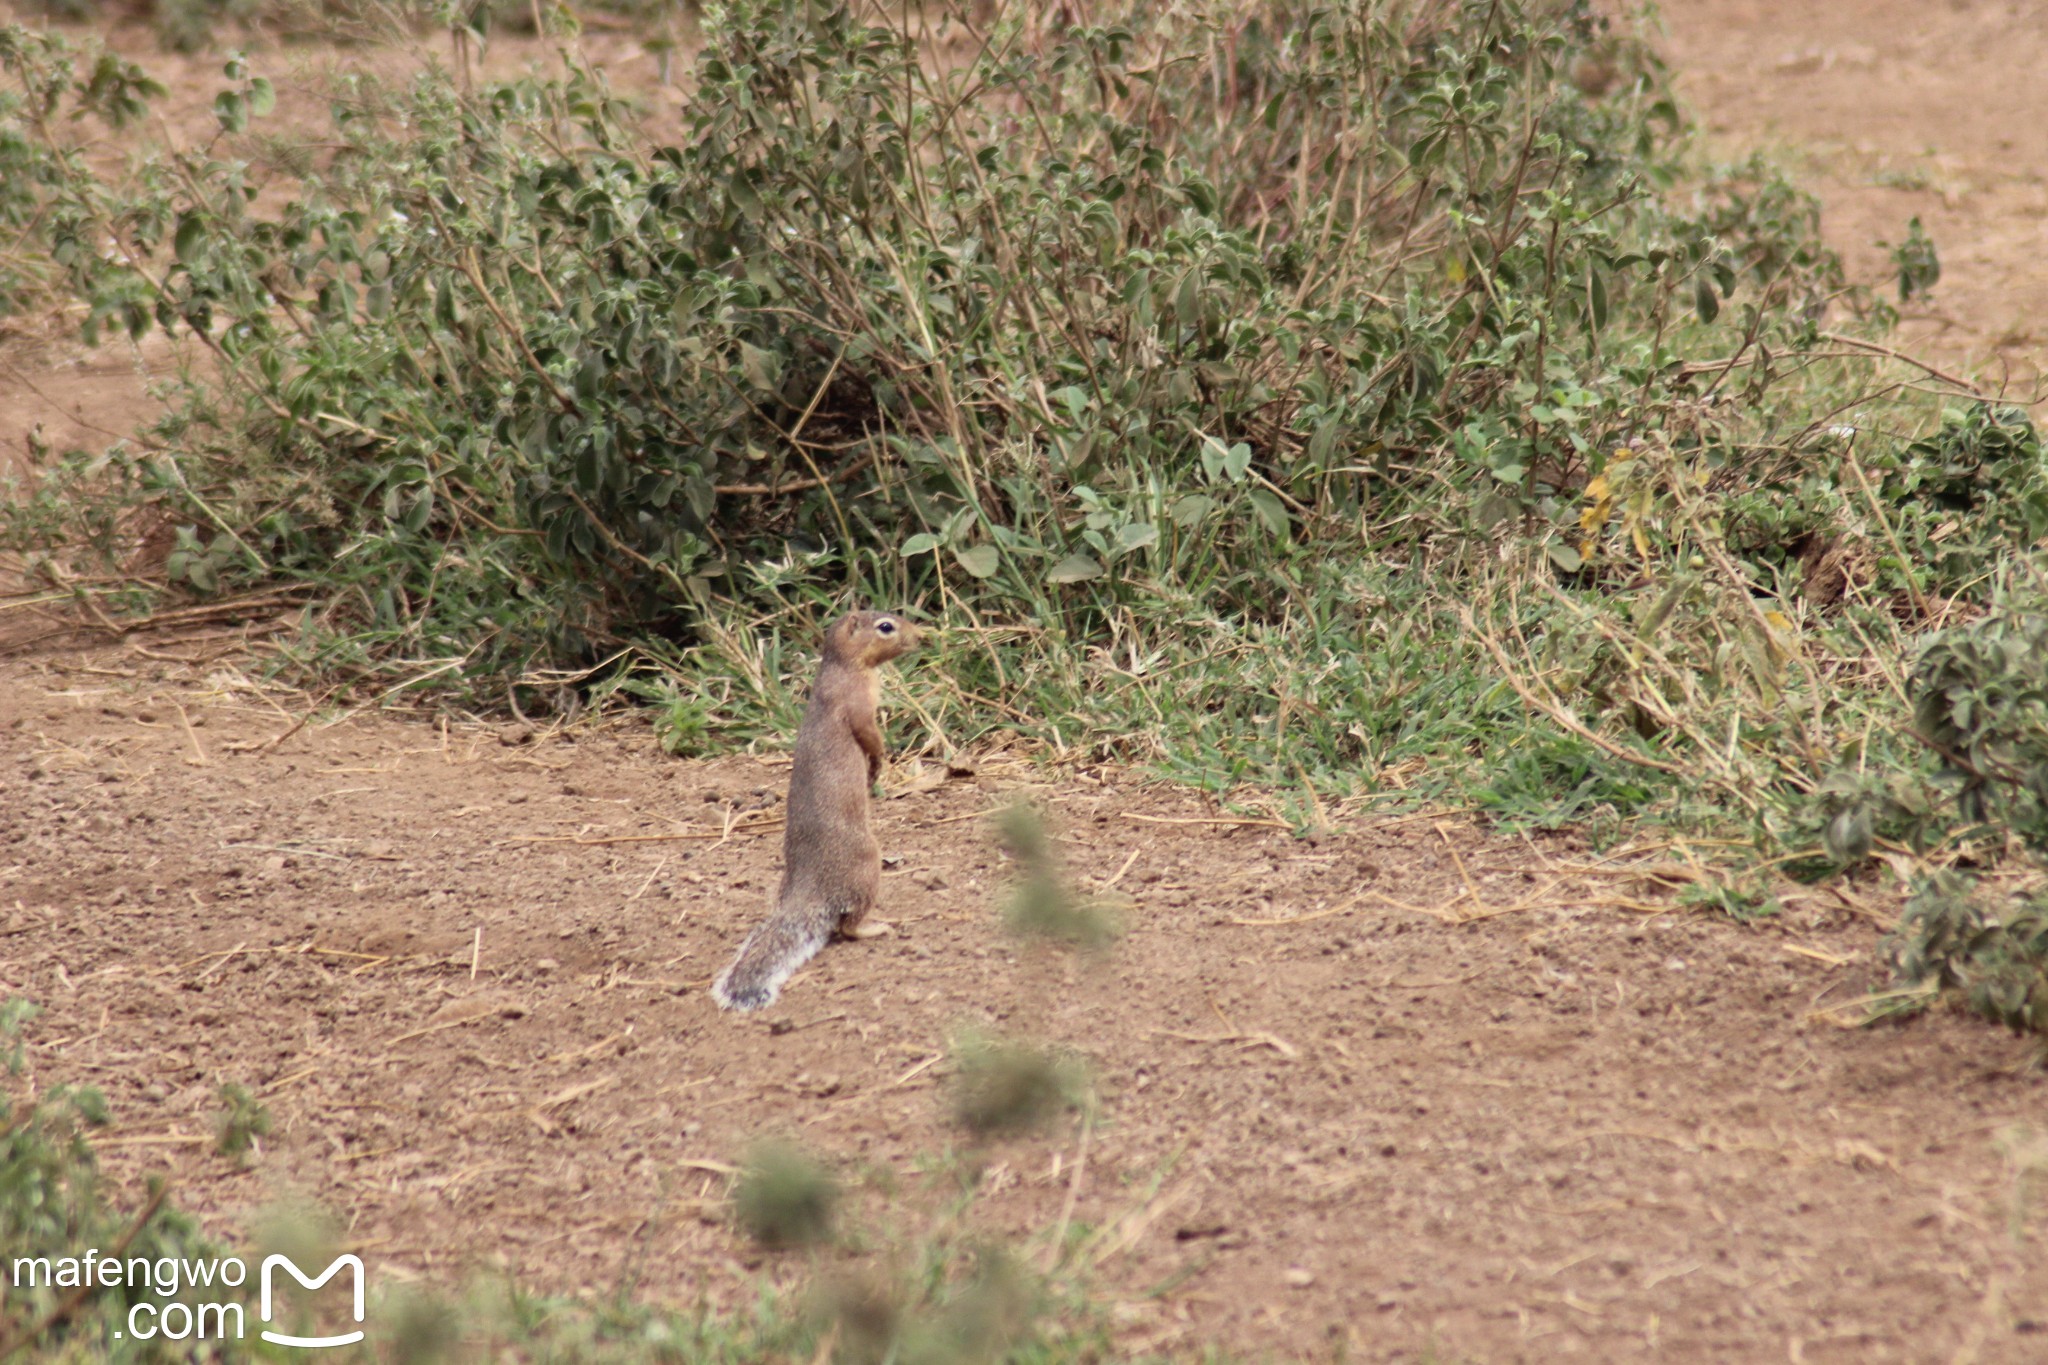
(711, 611), (923, 1011)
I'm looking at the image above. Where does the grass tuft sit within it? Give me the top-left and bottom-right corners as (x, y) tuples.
(948, 1029), (1083, 1140)
(997, 804), (1121, 953)
(212, 1081), (272, 1162)
(732, 1139), (840, 1251)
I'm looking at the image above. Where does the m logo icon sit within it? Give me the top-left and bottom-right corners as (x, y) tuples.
(258, 1254), (366, 1348)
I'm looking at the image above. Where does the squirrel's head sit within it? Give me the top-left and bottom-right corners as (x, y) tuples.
(824, 610), (924, 669)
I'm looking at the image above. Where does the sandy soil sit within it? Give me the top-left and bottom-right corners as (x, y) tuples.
(5, 4), (2048, 1362)
(2, 645), (2044, 1362)
(1657, 0), (2048, 404)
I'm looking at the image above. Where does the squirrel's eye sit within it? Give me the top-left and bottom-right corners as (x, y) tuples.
(875, 619), (897, 635)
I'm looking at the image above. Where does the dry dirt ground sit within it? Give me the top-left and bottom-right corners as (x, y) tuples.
(5, 3), (2048, 1363)
(3, 645), (2047, 1364)
(1657, 0), (2048, 405)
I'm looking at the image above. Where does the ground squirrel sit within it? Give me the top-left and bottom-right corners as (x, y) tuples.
(711, 610), (923, 1011)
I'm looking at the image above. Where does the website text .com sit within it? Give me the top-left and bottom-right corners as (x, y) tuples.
(9, 1250), (366, 1346)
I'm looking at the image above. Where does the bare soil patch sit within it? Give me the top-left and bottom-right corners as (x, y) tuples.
(1657, 0), (2048, 405)
(2, 647), (2045, 1362)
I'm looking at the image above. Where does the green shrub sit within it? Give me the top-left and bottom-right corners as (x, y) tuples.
(1912, 576), (2048, 851)
(5, 1), (1797, 676)
(0, 29), (161, 319)
(1805, 765), (1940, 868)
(4, 0), (2003, 865)
(1874, 580), (2048, 1037)
(1879, 405), (2048, 595)
(0, 999), (229, 1362)
(1890, 872), (2048, 1037)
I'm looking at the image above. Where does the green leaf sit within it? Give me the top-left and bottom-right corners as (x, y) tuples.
(72, 1086), (109, 1125)
(900, 532), (941, 557)
(1175, 269), (1200, 330)
(1050, 385), (1090, 420)
(684, 474), (715, 521)
(213, 90), (245, 134)
(1548, 543), (1584, 573)
(1474, 491), (1517, 529)
(1247, 489), (1290, 537)
(1170, 494), (1215, 528)
(247, 77), (275, 118)
(1054, 431), (1095, 472)
(1046, 552), (1104, 584)
(738, 342), (782, 395)
(1694, 275), (1719, 324)
(1223, 442), (1252, 483)
(173, 214), (205, 264)
(729, 175), (763, 221)
(953, 543), (1000, 578)
(1824, 808), (1873, 864)
(1115, 522), (1158, 553)
(1307, 418), (1340, 468)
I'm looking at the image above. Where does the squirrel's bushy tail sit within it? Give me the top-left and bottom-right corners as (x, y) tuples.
(711, 912), (831, 1012)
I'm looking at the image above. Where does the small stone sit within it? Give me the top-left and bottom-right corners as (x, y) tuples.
(1283, 1268), (1315, 1288)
